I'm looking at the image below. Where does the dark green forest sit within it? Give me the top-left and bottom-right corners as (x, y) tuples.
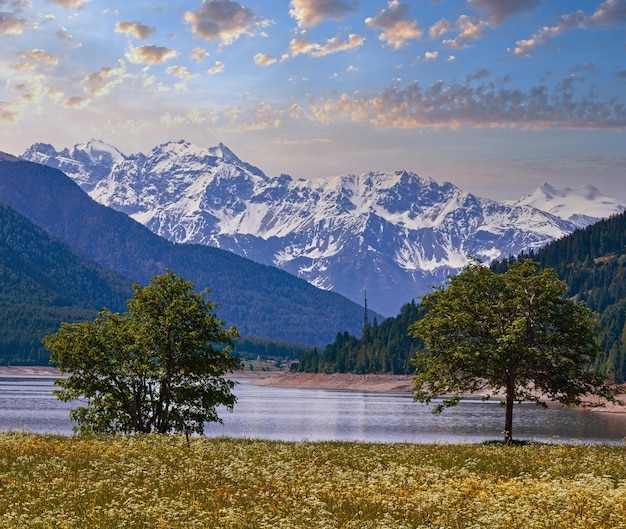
(0, 204), (131, 364)
(296, 212), (626, 382)
(0, 160), (368, 348)
(295, 301), (422, 374)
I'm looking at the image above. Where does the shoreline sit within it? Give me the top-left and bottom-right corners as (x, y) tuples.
(3, 367), (624, 413)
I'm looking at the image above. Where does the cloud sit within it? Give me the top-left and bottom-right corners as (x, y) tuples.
(289, 38), (317, 56)
(617, 70), (626, 79)
(428, 18), (455, 39)
(289, 0), (358, 28)
(290, 33), (365, 58)
(0, 101), (19, 122)
(591, 0), (626, 25)
(365, 1), (422, 50)
(81, 62), (126, 96)
(46, 0), (90, 9)
(0, 5), (31, 35)
(207, 60), (224, 74)
(441, 15), (486, 48)
(190, 47), (209, 62)
(308, 76), (626, 131)
(510, 0), (626, 57)
(165, 65), (198, 80)
(183, 0), (270, 47)
(125, 45), (178, 65)
(12, 48), (60, 70)
(432, 0), (540, 49)
(467, 0), (541, 25)
(63, 95), (90, 108)
(424, 51), (438, 61)
(114, 21), (155, 40)
(224, 101), (303, 132)
(56, 26), (80, 46)
(253, 53), (277, 66)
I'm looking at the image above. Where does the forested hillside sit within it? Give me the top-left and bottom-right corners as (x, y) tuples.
(0, 204), (132, 364)
(492, 212), (626, 382)
(296, 212), (626, 381)
(0, 160), (368, 346)
(294, 301), (421, 374)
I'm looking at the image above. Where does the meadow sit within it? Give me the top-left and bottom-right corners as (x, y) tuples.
(0, 433), (625, 528)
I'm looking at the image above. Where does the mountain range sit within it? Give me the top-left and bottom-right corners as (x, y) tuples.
(0, 158), (367, 349)
(22, 140), (626, 316)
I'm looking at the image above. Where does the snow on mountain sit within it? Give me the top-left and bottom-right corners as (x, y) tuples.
(505, 183), (625, 228)
(22, 139), (127, 192)
(23, 140), (605, 316)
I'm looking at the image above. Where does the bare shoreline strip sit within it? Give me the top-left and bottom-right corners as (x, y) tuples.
(3, 368), (624, 413)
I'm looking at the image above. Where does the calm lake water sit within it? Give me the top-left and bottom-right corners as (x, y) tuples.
(1, 376), (626, 444)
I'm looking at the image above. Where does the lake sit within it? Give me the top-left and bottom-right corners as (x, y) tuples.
(1, 376), (625, 444)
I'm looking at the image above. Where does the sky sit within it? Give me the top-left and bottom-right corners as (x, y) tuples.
(0, 0), (625, 202)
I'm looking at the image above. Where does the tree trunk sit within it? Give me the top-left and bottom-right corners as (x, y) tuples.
(504, 382), (515, 444)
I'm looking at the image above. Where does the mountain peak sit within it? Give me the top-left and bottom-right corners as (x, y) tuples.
(508, 183), (625, 228)
(72, 139), (126, 165)
(208, 142), (241, 163)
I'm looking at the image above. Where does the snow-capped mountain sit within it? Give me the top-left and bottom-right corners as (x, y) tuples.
(505, 183), (625, 228)
(22, 140), (623, 316)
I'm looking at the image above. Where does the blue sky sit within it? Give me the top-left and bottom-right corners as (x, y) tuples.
(1, 0), (625, 201)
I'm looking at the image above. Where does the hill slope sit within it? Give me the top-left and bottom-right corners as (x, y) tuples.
(0, 160), (367, 346)
(0, 203), (132, 364)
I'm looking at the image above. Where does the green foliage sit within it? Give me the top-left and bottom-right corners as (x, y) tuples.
(493, 212), (626, 382)
(410, 259), (616, 442)
(294, 301), (422, 374)
(44, 270), (241, 435)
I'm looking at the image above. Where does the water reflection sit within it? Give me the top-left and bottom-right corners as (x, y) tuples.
(1, 376), (625, 444)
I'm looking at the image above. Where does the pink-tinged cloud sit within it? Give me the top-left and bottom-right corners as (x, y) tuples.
(365, 1), (422, 50)
(207, 60), (224, 74)
(46, 0), (90, 9)
(0, 11), (30, 35)
(166, 65), (198, 80)
(289, 0), (358, 28)
(81, 63), (126, 96)
(0, 102), (18, 122)
(308, 76), (626, 131)
(591, 0), (626, 25)
(190, 47), (209, 62)
(17, 49), (59, 65)
(125, 45), (178, 65)
(510, 0), (626, 57)
(290, 33), (365, 57)
(114, 21), (155, 41)
(184, 0), (270, 47)
(428, 18), (455, 39)
(64, 96), (90, 108)
(441, 15), (486, 49)
(253, 53), (277, 67)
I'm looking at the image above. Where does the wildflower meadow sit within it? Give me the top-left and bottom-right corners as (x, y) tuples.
(0, 432), (625, 528)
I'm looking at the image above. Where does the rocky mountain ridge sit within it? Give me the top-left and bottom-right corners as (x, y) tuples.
(22, 140), (625, 315)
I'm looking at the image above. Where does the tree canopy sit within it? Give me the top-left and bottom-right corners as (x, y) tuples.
(409, 259), (619, 443)
(44, 270), (241, 435)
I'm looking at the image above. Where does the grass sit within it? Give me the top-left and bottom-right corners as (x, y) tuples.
(0, 433), (625, 528)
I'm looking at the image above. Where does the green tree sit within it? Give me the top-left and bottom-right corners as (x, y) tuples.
(410, 259), (618, 443)
(44, 270), (241, 435)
